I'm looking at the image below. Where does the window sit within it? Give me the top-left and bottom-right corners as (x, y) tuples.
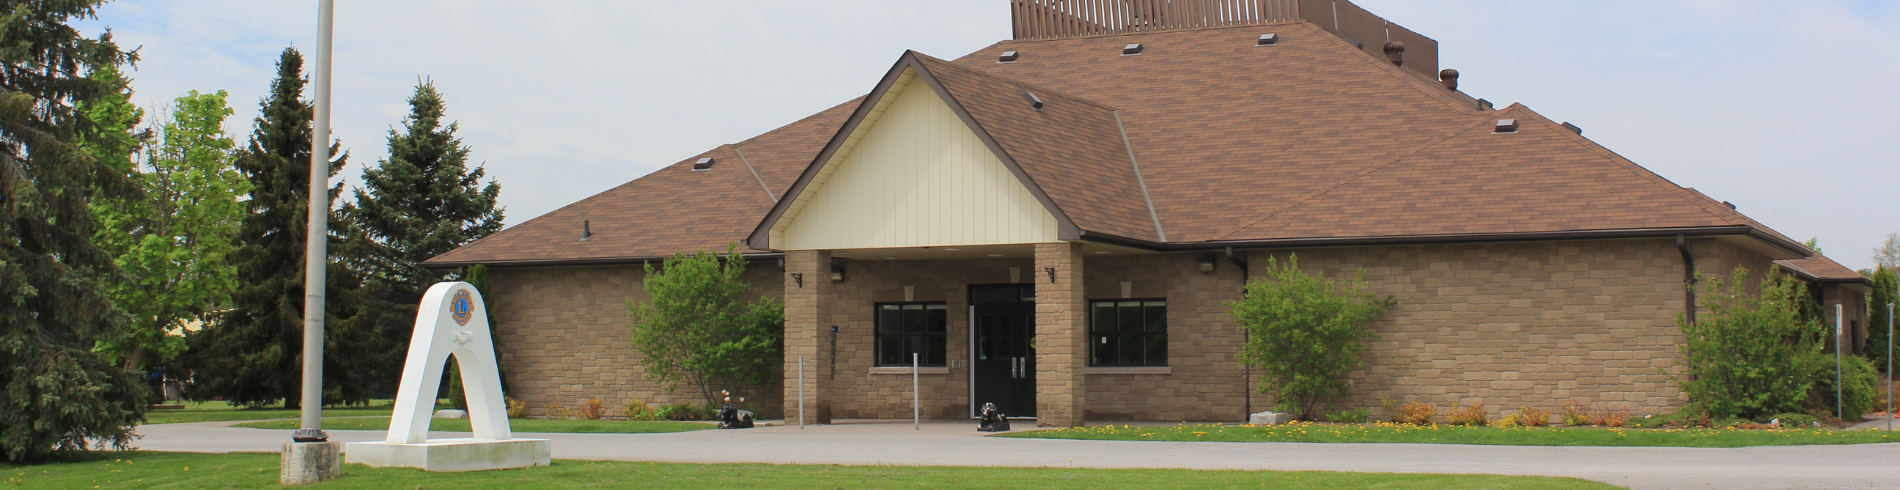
(1091, 300), (1167, 366)
(877, 303), (947, 366)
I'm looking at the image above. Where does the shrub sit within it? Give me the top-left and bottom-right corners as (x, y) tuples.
(1385, 400), (1437, 425)
(1446, 404), (1488, 426)
(1325, 408), (1369, 424)
(1491, 413), (1522, 428)
(654, 403), (714, 421)
(1230, 255), (1397, 421)
(623, 398), (654, 420)
(1676, 268), (1825, 421)
(1517, 406), (1550, 427)
(505, 397), (528, 419)
(1805, 353), (1878, 421)
(628, 244), (785, 407)
(1561, 401), (1592, 426)
(578, 397), (606, 420)
(1593, 411), (1627, 428)
(543, 403), (574, 420)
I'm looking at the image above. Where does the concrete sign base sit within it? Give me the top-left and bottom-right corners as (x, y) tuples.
(343, 282), (548, 472)
(346, 438), (550, 472)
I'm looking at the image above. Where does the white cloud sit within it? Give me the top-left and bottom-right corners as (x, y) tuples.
(85, 0), (1898, 270)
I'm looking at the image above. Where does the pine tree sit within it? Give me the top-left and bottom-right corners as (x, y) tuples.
(0, 0), (148, 461)
(182, 48), (381, 408)
(340, 81), (502, 401)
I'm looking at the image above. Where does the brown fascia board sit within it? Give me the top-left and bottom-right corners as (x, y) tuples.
(1081, 225), (1813, 258)
(746, 51), (1081, 250)
(420, 252), (786, 270)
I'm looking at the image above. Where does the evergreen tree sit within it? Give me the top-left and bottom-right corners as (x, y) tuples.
(0, 0), (148, 461)
(183, 48), (381, 408)
(1870, 266), (1897, 375)
(340, 80), (502, 399)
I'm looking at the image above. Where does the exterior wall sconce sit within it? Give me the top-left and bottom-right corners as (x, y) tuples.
(791, 273), (804, 288)
(1045, 266), (1057, 283)
(831, 264), (846, 282)
(1198, 256), (1216, 273)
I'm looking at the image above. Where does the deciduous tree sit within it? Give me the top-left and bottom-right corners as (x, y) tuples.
(1228, 254), (1396, 421)
(627, 245), (783, 406)
(0, 0), (147, 461)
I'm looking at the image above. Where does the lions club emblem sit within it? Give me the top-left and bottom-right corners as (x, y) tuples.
(451, 289), (474, 326)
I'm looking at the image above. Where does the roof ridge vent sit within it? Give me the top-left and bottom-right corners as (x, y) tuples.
(1022, 92), (1045, 111)
(693, 157), (715, 171)
(1561, 122), (1583, 135)
(1494, 119), (1519, 133)
(998, 50), (1019, 63)
(1122, 43), (1143, 55)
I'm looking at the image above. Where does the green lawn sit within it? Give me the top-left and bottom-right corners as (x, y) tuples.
(142, 401), (395, 425)
(3, 451), (1620, 489)
(233, 417), (713, 434)
(1004, 421), (1900, 448)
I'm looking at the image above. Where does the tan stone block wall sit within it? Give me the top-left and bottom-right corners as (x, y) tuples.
(489, 262), (785, 419)
(1082, 253), (1249, 422)
(1034, 242), (1087, 426)
(1243, 238), (1774, 422)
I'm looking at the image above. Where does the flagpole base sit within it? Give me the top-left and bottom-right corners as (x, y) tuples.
(281, 441), (342, 485)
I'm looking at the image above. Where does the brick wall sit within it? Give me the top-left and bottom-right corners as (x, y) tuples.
(489, 262), (785, 419)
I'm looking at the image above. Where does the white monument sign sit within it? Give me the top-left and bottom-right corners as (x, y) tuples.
(345, 282), (550, 471)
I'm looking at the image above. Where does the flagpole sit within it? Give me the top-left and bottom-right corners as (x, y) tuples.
(295, 0), (334, 444)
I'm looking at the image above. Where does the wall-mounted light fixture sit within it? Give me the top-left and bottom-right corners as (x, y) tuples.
(1198, 255), (1216, 273)
(831, 264), (846, 282)
(1045, 266), (1057, 283)
(791, 273), (804, 288)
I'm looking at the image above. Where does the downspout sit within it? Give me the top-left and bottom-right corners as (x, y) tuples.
(1677, 235), (1698, 383)
(1676, 235), (1696, 325)
(1226, 247), (1250, 421)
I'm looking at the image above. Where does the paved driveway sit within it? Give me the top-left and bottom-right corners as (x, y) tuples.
(134, 419), (1900, 490)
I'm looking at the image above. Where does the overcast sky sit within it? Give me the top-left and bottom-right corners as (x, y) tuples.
(82, 0), (1899, 270)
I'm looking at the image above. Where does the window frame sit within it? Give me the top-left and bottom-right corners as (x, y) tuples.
(1088, 298), (1168, 367)
(873, 302), (949, 367)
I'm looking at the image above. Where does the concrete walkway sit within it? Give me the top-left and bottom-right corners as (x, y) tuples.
(133, 419), (1900, 490)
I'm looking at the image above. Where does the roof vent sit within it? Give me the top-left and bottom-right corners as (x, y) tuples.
(1561, 122), (1583, 135)
(1382, 41), (1405, 66)
(1477, 99), (1494, 111)
(1122, 43), (1143, 55)
(1022, 91), (1044, 111)
(1256, 33), (1278, 46)
(1438, 69), (1459, 91)
(998, 50), (1019, 63)
(580, 219), (592, 241)
(692, 157), (715, 171)
(1494, 119), (1518, 133)
(1722, 201), (1737, 210)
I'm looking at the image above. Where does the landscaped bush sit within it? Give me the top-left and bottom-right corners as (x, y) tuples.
(1230, 255), (1397, 421)
(1561, 401), (1592, 427)
(1805, 353), (1878, 421)
(1446, 404), (1488, 426)
(543, 403), (574, 420)
(1325, 408), (1369, 423)
(623, 398), (656, 420)
(1675, 268), (1826, 421)
(1490, 413), (1522, 428)
(1517, 406), (1550, 427)
(653, 403), (715, 421)
(1592, 411), (1627, 428)
(505, 397), (527, 418)
(1385, 400), (1437, 425)
(578, 397), (607, 420)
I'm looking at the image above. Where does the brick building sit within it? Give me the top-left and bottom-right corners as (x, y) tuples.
(425, 0), (1851, 425)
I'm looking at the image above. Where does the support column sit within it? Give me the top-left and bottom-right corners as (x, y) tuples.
(1034, 242), (1086, 427)
(782, 250), (833, 424)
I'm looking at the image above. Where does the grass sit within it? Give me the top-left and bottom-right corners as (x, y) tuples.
(1004, 421), (1900, 448)
(3, 451), (1621, 489)
(233, 417), (713, 434)
(142, 401), (395, 425)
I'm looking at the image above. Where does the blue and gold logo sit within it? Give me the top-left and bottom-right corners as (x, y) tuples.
(451, 289), (474, 326)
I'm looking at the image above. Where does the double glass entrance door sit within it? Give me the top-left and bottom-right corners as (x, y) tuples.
(970, 285), (1035, 419)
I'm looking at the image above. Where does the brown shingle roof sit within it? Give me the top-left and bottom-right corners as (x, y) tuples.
(1777, 255), (1873, 285)
(428, 19), (1808, 267)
